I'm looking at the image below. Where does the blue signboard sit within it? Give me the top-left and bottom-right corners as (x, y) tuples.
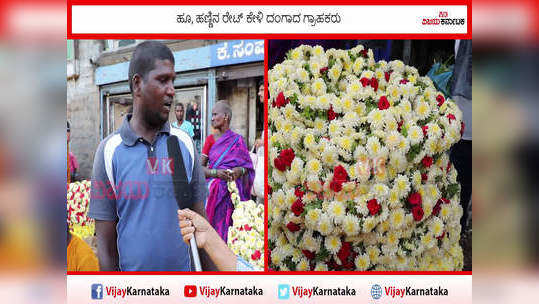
(96, 40), (263, 86)
(210, 40), (264, 67)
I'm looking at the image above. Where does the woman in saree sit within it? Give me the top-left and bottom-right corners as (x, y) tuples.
(201, 101), (254, 242)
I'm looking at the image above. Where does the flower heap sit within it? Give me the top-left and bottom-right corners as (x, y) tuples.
(268, 45), (465, 271)
(67, 180), (95, 238)
(226, 181), (264, 270)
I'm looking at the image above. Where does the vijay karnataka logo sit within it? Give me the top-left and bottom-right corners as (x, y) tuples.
(91, 284), (170, 299)
(279, 284), (356, 299)
(422, 11), (466, 26)
(372, 284), (449, 298)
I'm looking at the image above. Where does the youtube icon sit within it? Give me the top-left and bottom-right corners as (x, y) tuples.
(184, 285), (197, 297)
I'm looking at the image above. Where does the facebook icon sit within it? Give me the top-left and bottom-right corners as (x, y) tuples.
(91, 284), (103, 300)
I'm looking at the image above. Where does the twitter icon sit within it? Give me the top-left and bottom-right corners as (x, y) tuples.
(278, 284), (290, 300)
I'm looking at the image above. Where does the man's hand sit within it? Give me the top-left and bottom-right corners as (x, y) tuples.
(95, 220), (119, 271)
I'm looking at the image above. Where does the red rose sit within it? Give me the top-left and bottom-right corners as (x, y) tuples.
(447, 113), (456, 123)
(422, 156), (433, 168)
(330, 180), (342, 192)
(408, 192), (422, 206)
(333, 165), (349, 183)
(291, 199), (305, 216)
(399, 79), (409, 84)
(251, 250), (261, 260)
(320, 67), (328, 74)
(274, 157), (286, 171)
(378, 96), (390, 110)
(412, 205), (424, 221)
(337, 242), (352, 263)
(302, 250), (315, 260)
(446, 162), (451, 173)
(280, 148), (295, 167)
(244, 224), (252, 231)
(367, 198), (381, 216)
(370, 77), (379, 92)
(461, 122), (465, 136)
(360, 49), (368, 58)
(436, 94), (445, 106)
(421, 173), (428, 182)
(441, 198), (450, 204)
(422, 125), (429, 137)
(268, 185), (273, 195)
(384, 71), (392, 82)
(328, 105), (336, 121)
(294, 187), (305, 198)
(286, 222), (300, 232)
(360, 77), (371, 87)
(275, 92), (286, 107)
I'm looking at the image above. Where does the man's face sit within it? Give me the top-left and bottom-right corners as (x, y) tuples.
(175, 105), (184, 122)
(137, 59), (175, 127)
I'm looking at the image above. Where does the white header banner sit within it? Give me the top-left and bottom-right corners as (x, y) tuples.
(71, 5), (468, 34)
(68, 274), (472, 303)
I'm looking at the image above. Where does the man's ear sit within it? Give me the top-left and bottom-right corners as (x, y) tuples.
(132, 74), (142, 96)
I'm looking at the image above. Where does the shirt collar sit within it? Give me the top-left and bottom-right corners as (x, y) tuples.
(120, 114), (171, 146)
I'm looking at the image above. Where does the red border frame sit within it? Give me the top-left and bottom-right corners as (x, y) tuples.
(67, 0), (472, 276)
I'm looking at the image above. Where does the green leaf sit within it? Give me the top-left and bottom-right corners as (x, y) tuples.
(445, 183), (460, 199)
(315, 244), (330, 262)
(406, 144), (422, 162)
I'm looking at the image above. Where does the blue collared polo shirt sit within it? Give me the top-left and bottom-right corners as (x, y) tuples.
(88, 115), (207, 271)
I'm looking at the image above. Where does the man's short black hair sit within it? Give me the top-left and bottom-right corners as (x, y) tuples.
(175, 102), (184, 110)
(128, 41), (175, 93)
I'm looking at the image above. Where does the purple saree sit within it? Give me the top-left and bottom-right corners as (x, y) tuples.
(206, 130), (254, 242)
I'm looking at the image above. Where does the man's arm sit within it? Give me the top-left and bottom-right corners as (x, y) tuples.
(88, 138), (120, 271)
(95, 220), (119, 271)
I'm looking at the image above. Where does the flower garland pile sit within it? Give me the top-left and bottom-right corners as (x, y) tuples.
(67, 180), (95, 239)
(226, 181), (264, 270)
(268, 45), (465, 271)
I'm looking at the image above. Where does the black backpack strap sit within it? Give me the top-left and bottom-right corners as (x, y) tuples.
(166, 135), (193, 209)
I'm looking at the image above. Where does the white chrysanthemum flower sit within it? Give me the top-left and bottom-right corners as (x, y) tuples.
(305, 208), (321, 230)
(408, 125), (424, 145)
(424, 138), (438, 155)
(342, 214), (360, 236)
(329, 64), (342, 82)
(325, 235), (341, 254)
(316, 94), (332, 110)
(372, 183), (389, 200)
(314, 262), (328, 271)
(416, 101), (431, 120)
(429, 217), (444, 237)
(355, 253), (371, 271)
(363, 216), (378, 233)
(311, 78), (326, 96)
(366, 136), (382, 158)
(303, 132), (317, 151)
(389, 208), (405, 229)
(328, 201), (346, 224)
(368, 109), (385, 130)
(394, 175), (410, 198)
(387, 188), (401, 209)
(421, 233), (436, 249)
(385, 131), (401, 150)
(318, 214), (334, 236)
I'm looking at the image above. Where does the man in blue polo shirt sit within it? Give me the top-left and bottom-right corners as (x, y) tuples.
(88, 41), (210, 271)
